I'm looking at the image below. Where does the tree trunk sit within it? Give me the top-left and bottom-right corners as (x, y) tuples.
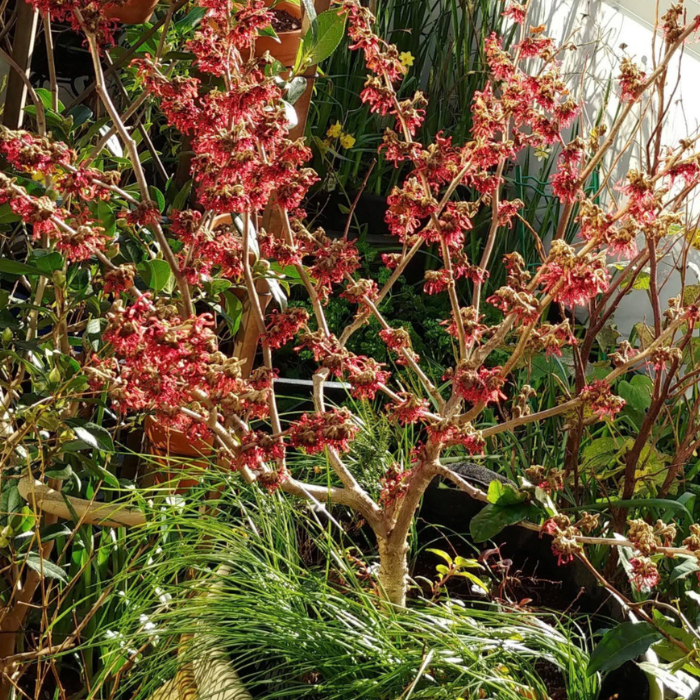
(377, 536), (408, 607)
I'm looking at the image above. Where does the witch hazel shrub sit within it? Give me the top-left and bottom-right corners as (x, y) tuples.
(5, 0), (700, 618)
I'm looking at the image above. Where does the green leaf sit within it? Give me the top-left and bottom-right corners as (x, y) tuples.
(637, 661), (696, 699)
(453, 556), (480, 569)
(223, 291), (243, 335)
(455, 570), (489, 592)
(172, 179), (193, 210)
(25, 552), (69, 582)
(426, 548), (453, 566)
(1, 482), (21, 524)
(33, 252), (64, 275)
(14, 523), (71, 550)
(631, 270), (651, 290)
(580, 437), (622, 473)
(65, 420), (115, 453)
(97, 200), (116, 237)
(149, 186), (166, 213)
(258, 24), (279, 40)
(300, 0), (317, 36)
(175, 5), (206, 28)
(65, 104), (93, 130)
(285, 76), (307, 105)
(0, 259), (47, 277)
(298, 9), (345, 67)
(204, 278), (233, 297)
(0, 203), (21, 224)
(618, 374), (653, 413)
(683, 284), (700, 307)
(35, 87), (64, 112)
(83, 461), (120, 488)
(469, 503), (535, 542)
(486, 480), (526, 506)
(138, 259), (173, 293)
(670, 556), (700, 583)
(44, 465), (74, 481)
(587, 622), (662, 676)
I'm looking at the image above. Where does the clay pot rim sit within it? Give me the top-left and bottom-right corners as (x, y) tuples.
(265, 0), (302, 36)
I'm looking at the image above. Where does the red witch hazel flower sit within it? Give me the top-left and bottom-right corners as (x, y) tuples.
(551, 140), (584, 204)
(541, 515), (581, 566)
(385, 392), (430, 425)
(502, 1), (526, 24)
(629, 557), (661, 591)
(450, 362), (506, 406)
(345, 355), (390, 400)
(265, 307), (309, 349)
(539, 240), (609, 307)
(0, 128), (73, 175)
(442, 307), (487, 346)
(580, 380), (625, 420)
(379, 463), (412, 508)
(619, 58), (647, 102)
(426, 420), (485, 454)
(236, 431), (286, 472)
(288, 408), (359, 455)
(103, 264), (137, 296)
(379, 327), (411, 352)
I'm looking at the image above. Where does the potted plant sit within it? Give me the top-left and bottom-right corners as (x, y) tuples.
(255, 0), (303, 67)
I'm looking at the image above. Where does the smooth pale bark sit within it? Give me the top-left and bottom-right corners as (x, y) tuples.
(377, 537), (409, 608)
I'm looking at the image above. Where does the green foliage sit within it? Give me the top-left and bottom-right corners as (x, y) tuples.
(587, 622), (662, 676)
(85, 481), (598, 700)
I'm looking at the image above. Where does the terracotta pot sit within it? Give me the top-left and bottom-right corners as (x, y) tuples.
(254, 1), (303, 67)
(144, 416), (214, 492)
(104, 0), (160, 24)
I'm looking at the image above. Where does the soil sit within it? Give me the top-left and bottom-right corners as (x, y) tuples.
(534, 660), (567, 700)
(270, 9), (301, 32)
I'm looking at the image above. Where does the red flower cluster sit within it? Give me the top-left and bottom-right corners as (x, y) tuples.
(135, 0), (317, 218)
(379, 463), (412, 507)
(629, 557), (660, 591)
(0, 173), (110, 262)
(540, 240), (609, 307)
(266, 307), (310, 349)
(580, 380), (625, 420)
(287, 408), (359, 454)
(385, 392), (430, 425)
(451, 363), (506, 406)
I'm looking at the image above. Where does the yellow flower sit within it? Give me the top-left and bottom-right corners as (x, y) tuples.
(340, 132), (356, 149)
(399, 51), (414, 68)
(326, 121), (343, 138)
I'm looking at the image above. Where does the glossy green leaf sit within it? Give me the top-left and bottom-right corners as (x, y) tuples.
(297, 10), (345, 67)
(25, 552), (69, 582)
(65, 420), (115, 453)
(587, 622), (662, 676)
(0, 259), (48, 277)
(139, 259), (173, 293)
(486, 480), (526, 506)
(469, 503), (535, 542)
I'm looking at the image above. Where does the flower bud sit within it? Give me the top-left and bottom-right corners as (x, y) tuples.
(48, 366), (62, 386)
